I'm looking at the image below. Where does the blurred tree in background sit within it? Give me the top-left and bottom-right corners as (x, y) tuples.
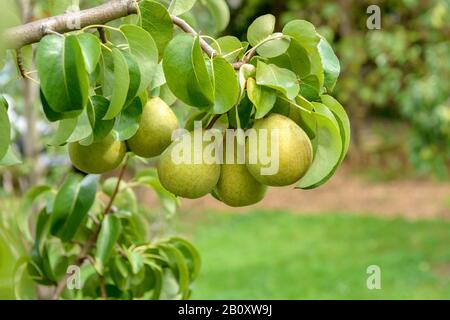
(225, 0), (450, 178)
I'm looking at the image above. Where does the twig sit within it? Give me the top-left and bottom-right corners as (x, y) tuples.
(99, 276), (107, 299)
(4, 0), (252, 70)
(103, 158), (128, 217)
(170, 15), (216, 58)
(15, 49), (27, 79)
(97, 27), (107, 44)
(206, 114), (221, 130)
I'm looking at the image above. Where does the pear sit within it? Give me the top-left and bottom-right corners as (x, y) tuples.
(69, 134), (126, 174)
(127, 97), (178, 158)
(216, 137), (267, 207)
(246, 113), (313, 186)
(157, 130), (221, 199)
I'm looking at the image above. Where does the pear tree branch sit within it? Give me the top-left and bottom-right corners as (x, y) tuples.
(4, 0), (246, 69)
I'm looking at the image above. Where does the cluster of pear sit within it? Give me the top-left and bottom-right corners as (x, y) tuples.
(68, 97), (178, 174)
(69, 98), (313, 207)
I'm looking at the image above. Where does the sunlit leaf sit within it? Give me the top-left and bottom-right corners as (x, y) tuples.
(121, 24), (158, 94)
(103, 48), (130, 120)
(297, 103), (343, 189)
(209, 57), (239, 114)
(168, 0), (196, 16)
(78, 33), (101, 74)
(140, 0), (173, 58)
(256, 61), (299, 99)
(163, 34), (214, 108)
(318, 37), (340, 92)
(247, 14), (275, 47)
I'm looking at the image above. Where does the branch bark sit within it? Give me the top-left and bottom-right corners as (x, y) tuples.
(4, 0), (137, 49)
(3, 0), (247, 69)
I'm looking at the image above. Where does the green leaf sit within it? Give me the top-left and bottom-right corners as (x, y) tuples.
(50, 174), (98, 242)
(212, 36), (243, 63)
(66, 110), (93, 143)
(287, 40), (310, 78)
(163, 34), (214, 108)
(228, 94), (253, 129)
(112, 97), (143, 141)
(256, 61), (299, 99)
(205, 0), (230, 33)
(40, 90), (81, 122)
(297, 103), (343, 189)
(103, 48), (130, 120)
(139, 0), (173, 58)
(283, 21), (324, 87)
(13, 257), (30, 300)
(161, 244), (190, 299)
(49, 118), (78, 146)
(150, 63), (166, 90)
(77, 33), (101, 74)
(59, 175), (98, 242)
(135, 169), (179, 214)
(210, 57), (239, 114)
(125, 251), (144, 275)
(0, 146), (21, 166)
(0, 95), (10, 159)
(321, 95), (350, 162)
(169, 237), (201, 281)
(247, 14), (275, 47)
(256, 33), (291, 58)
(192, 36), (215, 103)
(299, 74), (320, 101)
(294, 95), (316, 140)
(120, 24), (158, 94)
(247, 77), (276, 119)
(318, 38), (340, 92)
(121, 50), (141, 104)
(283, 20), (320, 52)
(84, 96), (115, 144)
(50, 174), (80, 236)
(168, 0), (196, 16)
(36, 35), (89, 113)
(95, 215), (122, 274)
(19, 185), (52, 243)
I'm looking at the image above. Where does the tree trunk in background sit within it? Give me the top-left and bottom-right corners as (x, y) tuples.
(337, 0), (368, 165)
(20, 0), (41, 188)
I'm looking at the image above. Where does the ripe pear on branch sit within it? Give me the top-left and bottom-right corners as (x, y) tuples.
(157, 129), (221, 199)
(127, 97), (178, 158)
(69, 134), (127, 174)
(215, 136), (267, 207)
(246, 114), (313, 187)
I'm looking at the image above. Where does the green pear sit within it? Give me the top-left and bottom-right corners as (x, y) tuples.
(157, 130), (221, 199)
(246, 113), (313, 186)
(69, 134), (126, 174)
(216, 137), (267, 207)
(127, 97), (178, 158)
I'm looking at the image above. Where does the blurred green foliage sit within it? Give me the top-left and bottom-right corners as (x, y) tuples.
(226, 0), (450, 178)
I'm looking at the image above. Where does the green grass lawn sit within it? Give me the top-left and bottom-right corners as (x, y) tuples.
(177, 211), (450, 299)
